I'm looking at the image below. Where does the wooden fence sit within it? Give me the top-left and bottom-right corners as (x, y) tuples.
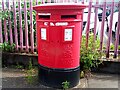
(0, 0), (120, 59)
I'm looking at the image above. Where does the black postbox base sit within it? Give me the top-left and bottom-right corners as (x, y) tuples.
(38, 64), (80, 88)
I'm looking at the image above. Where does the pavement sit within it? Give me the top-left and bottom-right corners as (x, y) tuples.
(86, 73), (119, 88)
(2, 68), (50, 89)
(1, 68), (120, 89)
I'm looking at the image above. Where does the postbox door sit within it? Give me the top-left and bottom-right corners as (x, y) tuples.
(54, 26), (79, 69)
(38, 26), (56, 67)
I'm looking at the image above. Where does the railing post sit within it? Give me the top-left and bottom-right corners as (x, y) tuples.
(36, 0), (38, 5)
(0, 19), (3, 43)
(8, 0), (13, 45)
(2, 0), (8, 42)
(30, 0), (34, 53)
(41, 0), (45, 4)
(106, 0), (114, 58)
(114, 1), (120, 58)
(100, 1), (107, 50)
(93, 0), (99, 41)
(18, 0), (23, 52)
(24, 0), (29, 52)
(0, 1), (3, 43)
(13, 0), (18, 51)
(85, 0), (92, 48)
(80, 0), (84, 45)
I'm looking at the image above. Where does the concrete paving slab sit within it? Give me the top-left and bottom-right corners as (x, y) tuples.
(87, 73), (119, 88)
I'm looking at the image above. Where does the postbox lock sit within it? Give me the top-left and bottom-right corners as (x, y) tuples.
(64, 28), (73, 41)
(41, 28), (47, 40)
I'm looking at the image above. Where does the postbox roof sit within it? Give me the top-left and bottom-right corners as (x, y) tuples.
(33, 3), (87, 11)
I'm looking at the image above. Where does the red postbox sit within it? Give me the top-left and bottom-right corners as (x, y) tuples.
(33, 4), (86, 88)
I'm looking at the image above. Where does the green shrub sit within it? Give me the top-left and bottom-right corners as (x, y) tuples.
(80, 35), (103, 71)
(0, 42), (15, 52)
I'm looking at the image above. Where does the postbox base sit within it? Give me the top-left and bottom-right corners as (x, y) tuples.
(38, 64), (80, 88)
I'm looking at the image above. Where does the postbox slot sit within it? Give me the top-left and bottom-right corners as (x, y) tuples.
(39, 15), (50, 19)
(61, 15), (77, 19)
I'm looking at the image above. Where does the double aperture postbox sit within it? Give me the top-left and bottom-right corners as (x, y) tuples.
(33, 4), (86, 88)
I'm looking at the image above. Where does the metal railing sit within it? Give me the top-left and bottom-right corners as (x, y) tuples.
(0, 0), (119, 60)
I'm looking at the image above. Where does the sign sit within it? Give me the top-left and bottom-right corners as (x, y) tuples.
(64, 29), (72, 41)
(44, 22), (68, 26)
(41, 28), (46, 40)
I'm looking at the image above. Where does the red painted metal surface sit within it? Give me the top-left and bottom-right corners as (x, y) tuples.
(33, 4), (86, 69)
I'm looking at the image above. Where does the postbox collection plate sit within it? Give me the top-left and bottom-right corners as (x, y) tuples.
(64, 28), (73, 41)
(41, 28), (47, 40)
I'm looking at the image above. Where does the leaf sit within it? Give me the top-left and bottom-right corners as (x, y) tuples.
(80, 35), (103, 71)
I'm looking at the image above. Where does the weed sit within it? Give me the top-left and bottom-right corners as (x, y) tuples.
(80, 71), (85, 78)
(28, 60), (33, 70)
(25, 60), (38, 84)
(16, 63), (24, 69)
(62, 81), (70, 90)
